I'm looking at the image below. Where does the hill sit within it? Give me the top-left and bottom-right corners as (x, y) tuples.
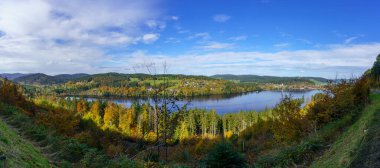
(211, 74), (328, 85)
(13, 73), (89, 85)
(71, 72), (213, 86)
(0, 73), (29, 80)
(54, 73), (89, 81)
(12, 72), (328, 86)
(13, 73), (62, 85)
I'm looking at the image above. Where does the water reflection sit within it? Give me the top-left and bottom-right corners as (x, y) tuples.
(79, 90), (322, 115)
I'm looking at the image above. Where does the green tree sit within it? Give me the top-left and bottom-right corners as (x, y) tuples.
(204, 142), (247, 168)
(372, 54), (380, 82)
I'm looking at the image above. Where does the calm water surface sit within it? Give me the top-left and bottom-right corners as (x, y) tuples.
(86, 90), (321, 115)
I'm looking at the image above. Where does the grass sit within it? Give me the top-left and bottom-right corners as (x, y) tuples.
(310, 94), (380, 168)
(349, 94), (380, 168)
(0, 102), (142, 168)
(0, 115), (51, 168)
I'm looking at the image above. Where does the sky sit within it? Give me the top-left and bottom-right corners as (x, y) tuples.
(0, 0), (379, 78)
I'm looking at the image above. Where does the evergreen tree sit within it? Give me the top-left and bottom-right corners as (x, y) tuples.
(204, 142), (247, 168)
(372, 54), (380, 82)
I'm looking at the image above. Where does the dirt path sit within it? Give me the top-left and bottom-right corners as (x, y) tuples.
(0, 115), (58, 167)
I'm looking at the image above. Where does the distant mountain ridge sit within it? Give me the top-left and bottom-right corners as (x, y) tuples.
(0, 73), (30, 80)
(12, 73), (89, 85)
(211, 74), (328, 85)
(7, 72), (328, 85)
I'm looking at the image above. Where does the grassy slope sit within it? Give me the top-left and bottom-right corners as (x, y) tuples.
(310, 94), (380, 168)
(349, 94), (380, 168)
(0, 117), (51, 167)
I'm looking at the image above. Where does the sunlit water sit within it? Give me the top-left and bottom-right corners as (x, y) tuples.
(80, 90), (322, 115)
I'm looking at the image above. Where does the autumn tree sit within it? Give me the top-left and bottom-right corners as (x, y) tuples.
(76, 97), (88, 116)
(84, 100), (103, 126)
(272, 95), (309, 143)
(0, 79), (26, 106)
(103, 102), (120, 131)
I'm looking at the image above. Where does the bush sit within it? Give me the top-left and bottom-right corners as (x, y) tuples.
(60, 139), (89, 162)
(175, 150), (193, 163)
(203, 142), (247, 168)
(144, 152), (159, 163)
(111, 157), (141, 168)
(255, 139), (324, 168)
(79, 149), (108, 168)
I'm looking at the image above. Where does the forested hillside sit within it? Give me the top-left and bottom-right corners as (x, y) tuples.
(211, 74), (328, 85)
(13, 73), (89, 85)
(7, 72), (327, 98)
(13, 73), (262, 97)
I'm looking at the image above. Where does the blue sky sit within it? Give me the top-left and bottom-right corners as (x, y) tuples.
(0, 0), (379, 78)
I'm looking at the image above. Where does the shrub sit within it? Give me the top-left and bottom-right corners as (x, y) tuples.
(175, 150), (193, 163)
(255, 139), (324, 168)
(112, 157), (141, 168)
(144, 152), (159, 162)
(79, 149), (108, 168)
(203, 142), (247, 168)
(60, 139), (89, 162)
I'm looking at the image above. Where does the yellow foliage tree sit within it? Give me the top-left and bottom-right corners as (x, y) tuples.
(103, 102), (119, 130)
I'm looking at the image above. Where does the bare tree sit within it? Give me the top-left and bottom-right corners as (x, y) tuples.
(143, 61), (188, 163)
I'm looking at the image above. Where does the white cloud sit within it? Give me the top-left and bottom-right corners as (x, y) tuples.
(230, 36), (247, 41)
(145, 20), (166, 30)
(188, 32), (210, 40)
(344, 36), (358, 44)
(164, 37), (181, 44)
(112, 43), (380, 78)
(199, 42), (234, 50)
(0, 0), (163, 45)
(142, 33), (160, 44)
(213, 14), (231, 23)
(0, 0), (164, 74)
(171, 16), (179, 21)
(0, 35), (106, 74)
(274, 43), (290, 49)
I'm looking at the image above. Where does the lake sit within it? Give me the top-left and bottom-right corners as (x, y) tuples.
(84, 90), (322, 115)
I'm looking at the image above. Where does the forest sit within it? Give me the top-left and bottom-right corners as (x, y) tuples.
(0, 55), (378, 167)
(2, 72), (326, 98)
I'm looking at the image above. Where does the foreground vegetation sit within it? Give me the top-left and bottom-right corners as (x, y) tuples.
(310, 94), (380, 168)
(0, 112), (51, 167)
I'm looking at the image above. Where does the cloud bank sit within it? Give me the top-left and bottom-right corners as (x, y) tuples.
(0, 0), (163, 74)
(117, 43), (380, 78)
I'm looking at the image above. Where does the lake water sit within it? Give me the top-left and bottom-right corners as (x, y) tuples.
(85, 90), (322, 115)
